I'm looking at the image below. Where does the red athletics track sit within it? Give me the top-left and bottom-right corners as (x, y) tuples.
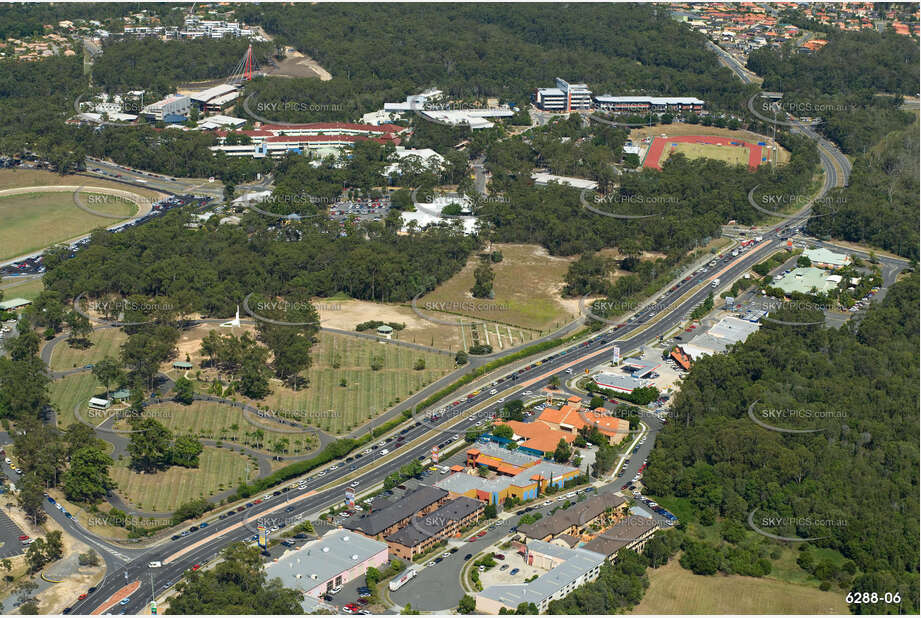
(644, 135), (763, 170)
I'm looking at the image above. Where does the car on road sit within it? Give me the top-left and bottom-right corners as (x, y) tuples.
(78, 594), (88, 600)
(500, 564), (509, 571)
(427, 560), (436, 567)
(191, 564), (201, 571)
(510, 568), (520, 575)
(464, 553), (473, 560)
(119, 598), (131, 606)
(493, 553), (505, 560)
(442, 552), (451, 558)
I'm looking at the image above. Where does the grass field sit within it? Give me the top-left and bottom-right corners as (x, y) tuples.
(253, 331), (455, 434)
(48, 328), (128, 371)
(173, 328), (456, 435)
(0, 192), (135, 261)
(418, 243), (579, 335)
(49, 372), (109, 430)
(109, 446), (256, 513)
(660, 142), (752, 167)
(629, 123), (789, 164)
(632, 558), (848, 614)
(120, 400), (319, 455)
(0, 276), (44, 301)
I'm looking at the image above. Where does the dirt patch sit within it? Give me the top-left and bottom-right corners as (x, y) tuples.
(266, 47), (332, 80)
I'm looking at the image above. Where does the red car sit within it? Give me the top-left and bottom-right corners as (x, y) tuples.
(18, 535), (29, 542)
(78, 594), (88, 601)
(253, 499), (262, 504)
(343, 604), (360, 614)
(191, 564), (201, 571)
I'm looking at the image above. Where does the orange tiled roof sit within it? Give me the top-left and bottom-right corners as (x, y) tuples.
(505, 420), (575, 454)
(497, 463), (525, 476)
(537, 405), (629, 438)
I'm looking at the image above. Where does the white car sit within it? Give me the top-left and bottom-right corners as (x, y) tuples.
(489, 389), (497, 395)
(350, 481), (360, 488)
(497, 398), (505, 403)
(523, 390), (532, 395)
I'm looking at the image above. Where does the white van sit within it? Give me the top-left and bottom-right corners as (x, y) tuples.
(148, 561), (162, 568)
(711, 279), (720, 288)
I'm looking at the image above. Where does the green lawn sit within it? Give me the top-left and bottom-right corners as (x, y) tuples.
(120, 400), (318, 456)
(187, 331), (456, 436)
(0, 276), (44, 302)
(48, 328), (128, 371)
(0, 192), (136, 261)
(109, 446), (256, 513)
(49, 372), (109, 431)
(253, 332), (454, 434)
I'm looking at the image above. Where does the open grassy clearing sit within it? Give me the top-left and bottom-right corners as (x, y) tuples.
(109, 446), (256, 513)
(0, 192), (135, 261)
(660, 141), (752, 166)
(173, 327), (455, 435)
(47, 327), (128, 371)
(418, 243), (578, 335)
(49, 371), (109, 430)
(0, 168), (157, 193)
(117, 400), (319, 455)
(631, 557), (848, 614)
(0, 276), (44, 301)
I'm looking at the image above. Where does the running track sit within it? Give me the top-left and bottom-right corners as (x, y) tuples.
(644, 135), (763, 170)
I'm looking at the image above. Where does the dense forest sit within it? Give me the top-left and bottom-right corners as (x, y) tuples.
(41, 204), (480, 314)
(746, 29), (918, 96)
(746, 28), (918, 155)
(808, 123), (919, 261)
(643, 274), (920, 614)
(234, 3), (753, 115)
(478, 126), (818, 257)
(92, 38), (275, 94)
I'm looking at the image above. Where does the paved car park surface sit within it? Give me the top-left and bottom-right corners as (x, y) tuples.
(0, 509), (27, 559)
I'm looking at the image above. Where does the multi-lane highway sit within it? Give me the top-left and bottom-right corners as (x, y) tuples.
(51, 57), (860, 615)
(64, 213), (817, 615)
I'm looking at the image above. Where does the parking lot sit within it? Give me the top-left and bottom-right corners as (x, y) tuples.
(0, 509), (27, 559)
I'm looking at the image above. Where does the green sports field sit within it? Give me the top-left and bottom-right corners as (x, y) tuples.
(659, 142), (751, 167)
(0, 191), (137, 261)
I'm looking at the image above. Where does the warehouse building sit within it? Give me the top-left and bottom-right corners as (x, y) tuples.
(342, 486), (449, 540)
(770, 266), (841, 295)
(593, 95), (705, 112)
(265, 529), (388, 613)
(142, 94), (190, 122)
(802, 247), (850, 269)
(188, 84), (240, 114)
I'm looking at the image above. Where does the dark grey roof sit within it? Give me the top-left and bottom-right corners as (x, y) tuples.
(386, 496), (483, 547)
(519, 493), (625, 540)
(343, 486), (448, 536)
(582, 516), (658, 558)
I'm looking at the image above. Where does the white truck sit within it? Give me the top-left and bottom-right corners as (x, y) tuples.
(711, 279), (721, 288)
(389, 567), (417, 591)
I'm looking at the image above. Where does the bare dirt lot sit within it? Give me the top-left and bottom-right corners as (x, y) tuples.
(266, 47), (332, 80)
